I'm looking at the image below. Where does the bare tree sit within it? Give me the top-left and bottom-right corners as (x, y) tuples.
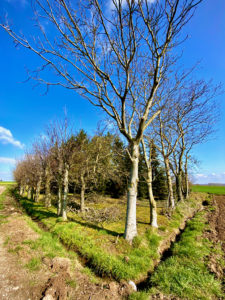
(169, 79), (219, 200)
(1, 0), (203, 241)
(71, 130), (113, 212)
(14, 160), (27, 196)
(46, 117), (75, 220)
(141, 137), (158, 227)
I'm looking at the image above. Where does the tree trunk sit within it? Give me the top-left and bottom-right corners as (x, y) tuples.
(176, 173), (184, 202)
(62, 164), (69, 221)
(27, 186), (31, 199)
(124, 142), (139, 242)
(45, 166), (51, 207)
(31, 187), (34, 201)
(164, 157), (175, 209)
(80, 174), (85, 213)
(35, 175), (42, 202)
(57, 160), (63, 216)
(57, 182), (62, 216)
(147, 169), (158, 228)
(19, 185), (24, 196)
(184, 158), (189, 199)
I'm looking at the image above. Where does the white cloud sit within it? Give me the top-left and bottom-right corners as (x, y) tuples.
(0, 126), (24, 149)
(0, 157), (16, 164)
(0, 170), (13, 181)
(195, 173), (207, 178)
(192, 172), (225, 184)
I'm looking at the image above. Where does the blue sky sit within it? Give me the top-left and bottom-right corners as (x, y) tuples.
(0, 0), (225, 183)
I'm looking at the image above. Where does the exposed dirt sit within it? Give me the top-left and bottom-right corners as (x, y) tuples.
(0, 189), (133, 299)
(212, 195), (225, 252)
(204, 195), (225, 280)
(0, 185), (6, 194)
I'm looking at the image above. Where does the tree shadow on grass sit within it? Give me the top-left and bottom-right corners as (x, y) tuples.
(10, 189), (57, 220)
(11, 188), (123, 238)
(69, 217), (123, 237)
(137, 220), (150, 225)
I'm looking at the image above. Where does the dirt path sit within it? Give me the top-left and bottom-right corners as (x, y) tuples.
(0, 185), (6, 194)
(0, 187), (41, 299)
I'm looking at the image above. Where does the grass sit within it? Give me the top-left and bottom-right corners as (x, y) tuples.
(0, 188), (7, 210)
(0, 187), (78, 274)
(25, 257), (42, 271)
(22, 215), (77, 260)
(66, 278), (77, 288)
(11, 188), (203, 282)
(0, 181), (16, 186)
(131, 212), (224, 300)
(191, 185), (225, 195)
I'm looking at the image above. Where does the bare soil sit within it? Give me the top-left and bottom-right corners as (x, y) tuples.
(205, 195), (225, 280)
(0, 189), (132, 300)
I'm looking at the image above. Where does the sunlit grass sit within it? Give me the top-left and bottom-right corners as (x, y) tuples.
(130, 212), (224, 300)
(11, 188), (203, 282)
(191, 185), (225, 195)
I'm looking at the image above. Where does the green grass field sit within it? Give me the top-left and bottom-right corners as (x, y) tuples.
(0, 181), (16, 186)
(191, 185), (225, 195)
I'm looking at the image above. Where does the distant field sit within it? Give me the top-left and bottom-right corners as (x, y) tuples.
(0, 182), (16, 186)
(191, 185), (225, 195)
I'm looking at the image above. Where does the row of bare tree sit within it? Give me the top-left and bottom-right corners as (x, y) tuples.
(2, 0), (219, 241)
(14, 72), (217, 233)
(14, 125), (126, 219)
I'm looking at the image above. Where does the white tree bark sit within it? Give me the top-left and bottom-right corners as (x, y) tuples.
(164, 157), (175, 209)
(57, 182), (62, 216)
(19, 185), (24, 196)
(147, 169), (158, 228)
(62, 164), (69, 221)
(176, 173), (184, 202)
(57, 160), (63, 216)
(45, 165), (51, 208)
(141, 138), (158, 227)
(124, 143), (139, 242)
(80, 174), (85, 213)
(184, 158), (189, 199)
(27, 186), (31, 199)
(35, 175), (42, 202)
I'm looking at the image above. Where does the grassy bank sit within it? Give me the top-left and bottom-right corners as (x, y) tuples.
(191, 185), (225, 195)
(130, 211), (224, 300)
(11, 188), (204, 282)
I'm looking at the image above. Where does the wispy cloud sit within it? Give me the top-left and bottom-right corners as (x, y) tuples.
(0, 157), (16, 164)
(192, 172), (225, 184)
(0, 170), (13, 181)
(0, 126), (24, 149)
